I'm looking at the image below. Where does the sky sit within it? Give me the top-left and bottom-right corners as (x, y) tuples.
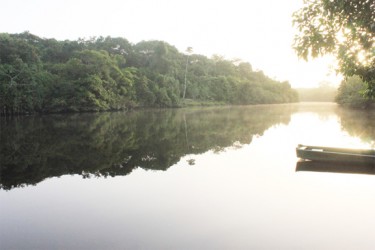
(1, 0), (343, 88)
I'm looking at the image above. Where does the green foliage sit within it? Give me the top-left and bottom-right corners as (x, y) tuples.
(0, 34), (45, 114)
(335, 75), (374, 108)
(293, 0), (375, 97)
(0, 32), (299, 115)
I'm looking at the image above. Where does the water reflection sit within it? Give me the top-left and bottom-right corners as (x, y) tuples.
(296, 160), (375, 175)
(2, 104), (375, 190)
(337, 108), (375, 147)
(0, 105), (295, 190)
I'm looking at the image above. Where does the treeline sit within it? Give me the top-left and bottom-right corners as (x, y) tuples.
(0, 32), (298, 115)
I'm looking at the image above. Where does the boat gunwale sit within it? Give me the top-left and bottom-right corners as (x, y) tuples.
(297, 144), (375, 154)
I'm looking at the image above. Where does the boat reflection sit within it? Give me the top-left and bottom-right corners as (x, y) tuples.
(296, 160), (375, 175)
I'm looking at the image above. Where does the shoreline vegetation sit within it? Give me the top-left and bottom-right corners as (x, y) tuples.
(0, 32), (299, 116)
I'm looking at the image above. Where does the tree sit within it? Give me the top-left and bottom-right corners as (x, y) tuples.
(183, 47), (193, 99)
(293, 0), (375, 97)
(335, 75), (373, 108)
(0, 33), (46, 114)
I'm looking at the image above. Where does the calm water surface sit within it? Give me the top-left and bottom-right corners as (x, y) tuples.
(1, 103), (375, 249)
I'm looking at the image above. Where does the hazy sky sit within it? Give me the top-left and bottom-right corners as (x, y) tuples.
(2, 0), (342, 88)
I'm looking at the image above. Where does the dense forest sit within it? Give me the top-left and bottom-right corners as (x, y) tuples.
(0, 32), (298, 115)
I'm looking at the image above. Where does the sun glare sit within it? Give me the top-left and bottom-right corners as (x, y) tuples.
(290, 112), (372, 149)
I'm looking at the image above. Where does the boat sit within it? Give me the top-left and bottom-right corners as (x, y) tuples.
(296, 144), (375, 165)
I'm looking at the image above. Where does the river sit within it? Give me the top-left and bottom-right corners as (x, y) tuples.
(1, 103), (375, 249)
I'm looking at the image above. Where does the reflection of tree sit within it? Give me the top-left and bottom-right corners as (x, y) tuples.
(337, 108), (375, 147)
(0, 105), (296, 190)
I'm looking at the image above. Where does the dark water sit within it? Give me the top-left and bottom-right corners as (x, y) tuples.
(1, 103), (375, 249)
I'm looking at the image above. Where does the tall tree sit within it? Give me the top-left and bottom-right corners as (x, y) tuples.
(293, 0), (375, 97)
(183, 47), (193, 99)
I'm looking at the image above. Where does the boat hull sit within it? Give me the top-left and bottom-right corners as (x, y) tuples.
(296, 144), (375, 165)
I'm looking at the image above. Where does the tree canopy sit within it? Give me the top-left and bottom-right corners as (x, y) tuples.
(0, 32), (298, 115)
(293, 0), (375, 97)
